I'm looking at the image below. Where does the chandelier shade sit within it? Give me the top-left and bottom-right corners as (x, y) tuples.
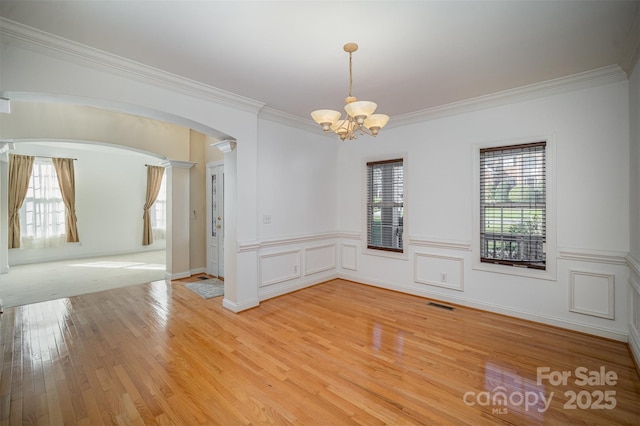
(311, 43), (389, 141)
(310, 109), (342, 131)
(344, 100), (377, 124)
(363, 114), (390, 135)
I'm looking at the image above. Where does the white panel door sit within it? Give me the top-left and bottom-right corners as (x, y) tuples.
(206, 164), (224, 278)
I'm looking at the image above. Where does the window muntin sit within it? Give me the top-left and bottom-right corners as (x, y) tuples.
(480, 142), (546, 269)
(19, 159), (66, 248)
(367, 159), (404, 252)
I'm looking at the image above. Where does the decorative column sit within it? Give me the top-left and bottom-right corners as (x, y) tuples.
(212, 139), (260, 312)
(164, 159), (196, 279)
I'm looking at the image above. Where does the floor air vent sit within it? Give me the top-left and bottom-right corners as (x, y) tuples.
(427, 302), (455, 311)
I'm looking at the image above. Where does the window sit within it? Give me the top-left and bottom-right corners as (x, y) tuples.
(150, 173), (167, 240)
(480, 142), (546, 269)
(19, 158), (66, 248)
(367, 159), (404, 252)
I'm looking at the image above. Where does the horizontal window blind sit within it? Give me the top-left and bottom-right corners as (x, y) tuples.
(480, 142), (546, 269)
(367, 159), (404, 252)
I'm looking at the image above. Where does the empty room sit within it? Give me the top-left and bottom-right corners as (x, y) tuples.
(1, 1), (639, 425)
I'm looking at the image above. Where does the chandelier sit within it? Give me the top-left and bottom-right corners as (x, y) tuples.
(311, 43), (389, 141)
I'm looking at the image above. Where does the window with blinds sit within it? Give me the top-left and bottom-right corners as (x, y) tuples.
(367, 159), (404, 252)
(480, 142), (546, 269)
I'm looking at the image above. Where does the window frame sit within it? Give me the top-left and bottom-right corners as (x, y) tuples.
(362, 153), (408, 260)
(18, 157), (67, 249)
(472, 137), (556, 280)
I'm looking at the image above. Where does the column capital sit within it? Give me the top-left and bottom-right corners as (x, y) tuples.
(211, 139), (237, 153)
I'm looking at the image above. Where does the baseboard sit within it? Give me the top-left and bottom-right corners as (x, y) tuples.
(165, 271), (190, 280)
(189, 267), (206, 276)
(259, 273), (339, 302)
(222, 297), (259, 313)
(629, 324), (640, 374)
(338, 273), (628, 342)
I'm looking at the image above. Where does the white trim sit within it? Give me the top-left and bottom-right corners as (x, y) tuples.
(259, 107), (319, 134)
(340, 243), (359, 271)
(0, 18), (266, 115)
(237, 232), (339, 252)
(303, 244), (337, 276)
(259, 273), (338, 302)
(568, 270), (615, 320)
(337, 231), (361, 240)
(222, 297), (259, 313)
(628, 323), (640, 372)
(1, 19), (629, 134)
(390, 65), (627, 128)
(627, 253), (640, 276)
(163, 159), (196, 169)
(413, 252), (465, 291)
(237, 241), (261, 253)
(258, 249), (301, 287)
(212, 139), (237, 153)
(471, 135), (557, 281)
(559, 248), (628, 265)
(165, 271), (190, 280)
(338, 273), (628, 342)
(409, 237), (472, 251)
(361, 153), (409, 261)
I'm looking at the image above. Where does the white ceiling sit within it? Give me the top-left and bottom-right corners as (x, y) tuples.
(1, 1), (639, 122)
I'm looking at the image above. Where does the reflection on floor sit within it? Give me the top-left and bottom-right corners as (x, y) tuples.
(0, 250), (166, 308)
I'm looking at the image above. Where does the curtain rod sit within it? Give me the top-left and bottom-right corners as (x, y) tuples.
(34, 155), (77, 160)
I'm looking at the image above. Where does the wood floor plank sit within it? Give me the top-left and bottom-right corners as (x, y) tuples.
(1, 278), (639, 425)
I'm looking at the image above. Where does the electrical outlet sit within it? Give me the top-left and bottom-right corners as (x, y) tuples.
(263, 215), (271, 224)
(440, 273), (447, 283)
(294, 265), (298, 274)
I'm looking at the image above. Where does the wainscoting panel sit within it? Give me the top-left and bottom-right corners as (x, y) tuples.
(304, 244), (336, 276)
(569, 270), (615, 319)
(414, 252), (464, 291)
(341, 243), (358, 271)
(259, 249), (301, 287)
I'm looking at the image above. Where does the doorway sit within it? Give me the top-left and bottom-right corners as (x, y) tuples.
(206, 162), (224, 278)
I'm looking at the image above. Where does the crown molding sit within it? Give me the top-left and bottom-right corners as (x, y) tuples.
(388, 65), (628, 129)
(1, 18), (630, 134)
(0, 18), (265, 115)
(258, 106), (321, 134)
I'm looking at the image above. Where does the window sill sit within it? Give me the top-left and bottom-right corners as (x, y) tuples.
(363, 247), (409, 261)
(473, 260), (556, 281)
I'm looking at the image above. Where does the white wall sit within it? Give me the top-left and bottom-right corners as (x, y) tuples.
(257, 119), (337, 239)
(7, 142), (165, 265)
(336, 79), (631, 340)
(627, 56), (640, 365)
(1, 20), (637, 345)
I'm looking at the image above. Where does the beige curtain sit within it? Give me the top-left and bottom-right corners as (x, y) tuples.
(8, 154), (35, 249)
(143, 166), (165, 246)
(52, 158), (80, 243)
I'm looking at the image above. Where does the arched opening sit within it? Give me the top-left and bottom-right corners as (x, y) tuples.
(0, 96), (234, 308)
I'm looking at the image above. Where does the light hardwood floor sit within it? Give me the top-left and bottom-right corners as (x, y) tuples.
(1, 277), (638, 425)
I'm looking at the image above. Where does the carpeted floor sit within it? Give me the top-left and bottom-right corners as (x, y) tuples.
(0, 250), (166, 308)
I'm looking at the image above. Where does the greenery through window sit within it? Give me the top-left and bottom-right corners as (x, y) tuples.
(480, 142), (546, 269)
(367, 159), (403, 252)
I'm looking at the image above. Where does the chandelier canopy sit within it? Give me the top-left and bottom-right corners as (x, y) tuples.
(311, 43), (389, 141)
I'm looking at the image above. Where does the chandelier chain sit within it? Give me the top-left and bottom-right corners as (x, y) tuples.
(348, 51), (353, 98)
